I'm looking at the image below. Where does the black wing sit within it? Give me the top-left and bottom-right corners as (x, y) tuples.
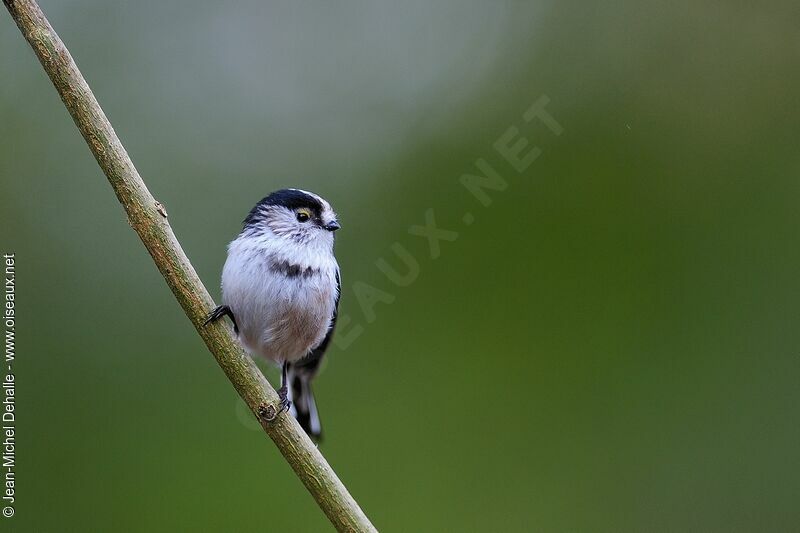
(292, 269), (340, 378)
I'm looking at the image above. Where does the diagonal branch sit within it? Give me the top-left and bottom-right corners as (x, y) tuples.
(3, 1), (376, 531)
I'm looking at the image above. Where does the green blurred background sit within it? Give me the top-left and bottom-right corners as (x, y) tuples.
(1, 1), (799, 531)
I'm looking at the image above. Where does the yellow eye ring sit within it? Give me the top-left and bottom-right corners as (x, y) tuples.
(296, 210), (311, 223)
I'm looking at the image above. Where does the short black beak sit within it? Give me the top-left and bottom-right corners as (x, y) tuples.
(324, 220), (341, 232)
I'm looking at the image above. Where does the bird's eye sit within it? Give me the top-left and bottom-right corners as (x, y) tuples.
(296, 210), (310, 223)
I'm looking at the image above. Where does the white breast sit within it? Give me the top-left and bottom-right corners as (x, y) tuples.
(221, 235), (339, 364)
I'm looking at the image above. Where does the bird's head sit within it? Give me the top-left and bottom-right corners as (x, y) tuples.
(242, 188), (340, 250)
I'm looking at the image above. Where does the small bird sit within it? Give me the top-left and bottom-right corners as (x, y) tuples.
(205, 188), (341, 441)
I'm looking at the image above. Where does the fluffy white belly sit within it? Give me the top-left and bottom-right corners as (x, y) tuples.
(221, 252), (338, 364)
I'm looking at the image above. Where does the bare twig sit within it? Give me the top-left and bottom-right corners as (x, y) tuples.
(3, 1), (376, 531)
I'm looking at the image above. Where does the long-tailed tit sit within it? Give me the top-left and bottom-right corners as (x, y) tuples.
(205, 189), (341, 441)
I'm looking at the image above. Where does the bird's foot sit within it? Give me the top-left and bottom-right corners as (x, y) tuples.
(203, 305), (239, 333)
(277, 385), (291, 413)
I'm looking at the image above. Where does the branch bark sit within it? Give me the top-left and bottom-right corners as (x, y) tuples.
(3, 1), (376, 531)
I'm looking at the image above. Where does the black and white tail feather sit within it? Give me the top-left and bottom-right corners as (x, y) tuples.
(288, 371), (322, 440)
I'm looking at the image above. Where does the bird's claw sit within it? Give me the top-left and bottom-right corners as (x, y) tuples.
(203, 305), (239, 333)
(277, 386), (291, 413)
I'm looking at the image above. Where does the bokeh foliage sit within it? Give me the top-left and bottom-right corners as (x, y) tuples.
(1, 1), (798, 531)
